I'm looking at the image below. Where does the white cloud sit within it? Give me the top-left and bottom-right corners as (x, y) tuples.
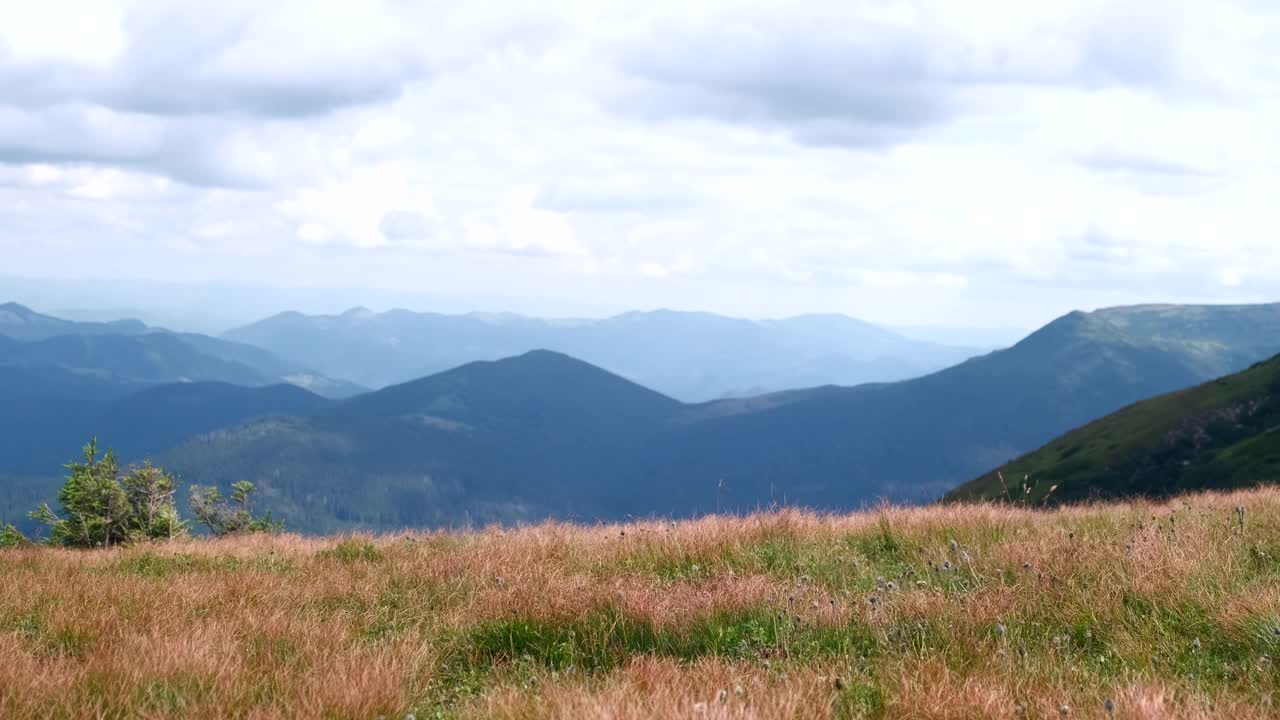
(1, 0), (1279, 328)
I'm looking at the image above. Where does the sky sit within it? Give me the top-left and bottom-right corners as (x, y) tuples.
(1, 0), (1278, 330)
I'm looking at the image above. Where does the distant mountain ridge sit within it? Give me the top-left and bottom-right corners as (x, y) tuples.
(0, 301), (148, 340)
(945, 353), (1280, 505)
(223, 307), (985, 401)
(0, 302), (364, 397)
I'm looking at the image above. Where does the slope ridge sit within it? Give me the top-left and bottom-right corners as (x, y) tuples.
(945, 354), (1280, 504)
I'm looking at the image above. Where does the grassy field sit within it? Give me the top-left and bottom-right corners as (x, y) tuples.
(3, 490), (1280, 719)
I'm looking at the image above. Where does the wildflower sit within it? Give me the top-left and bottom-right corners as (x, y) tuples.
(886, 581), (898, 591)
(943, 560), (952, 571)
(961, 550), (972, 564)
(949, 539), (959, 553)
(994, 623), (1007, 637)
(1022, 561), (1031, 572)
(717, 689), (728, 703)
(1058, 704), (1071, 716)
(1192, 637), (1202, 652)
(1013, 702), (1026, 717)
(734, 684), (745, 698)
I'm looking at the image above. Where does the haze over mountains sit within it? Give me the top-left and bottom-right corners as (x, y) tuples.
(0, 303), (363, 397)
(224, 307), (986, 401)
(5, 298), (1280, 533)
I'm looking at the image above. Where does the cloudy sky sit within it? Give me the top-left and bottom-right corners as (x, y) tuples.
(1, 0), (1278, 329)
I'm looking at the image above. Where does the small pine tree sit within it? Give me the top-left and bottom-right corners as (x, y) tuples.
(31, 440), (132, 548)
(190, 481), (282, 536)
(0, 523), (28, 548)
(121, 461), (187, 541)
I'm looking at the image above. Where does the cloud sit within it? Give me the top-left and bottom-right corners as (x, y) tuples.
(379, 210), (437, 244)
(613, 13), (952, 148)
(1077, 149), (1217, 178)
(0, 1), (428, 118)
(3, 0), (1280, 330)
(607, 0), (1256, 148)
(0, 0), (429, 186)
(534, 177), (699, 214)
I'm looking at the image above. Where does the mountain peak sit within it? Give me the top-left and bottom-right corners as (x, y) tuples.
(335, 349), (680, 432)
(0, 301), (36, 314)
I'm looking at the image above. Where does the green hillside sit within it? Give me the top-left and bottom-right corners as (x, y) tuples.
(946, 354), (1280, 504)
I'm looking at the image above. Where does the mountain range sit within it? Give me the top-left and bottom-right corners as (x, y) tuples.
(0, 302), (362, 397)
(3, 300), (1280, 534)
(223, 307), (986, 401)
(161, 302), (1280, 532)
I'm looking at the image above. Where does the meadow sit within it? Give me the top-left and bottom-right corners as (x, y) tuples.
(2, 489), (1280, 719)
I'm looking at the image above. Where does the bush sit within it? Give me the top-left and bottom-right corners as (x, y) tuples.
(122, 462), (187, 541)
(190, 481), (283, 536)
(0, 523), (29, 548)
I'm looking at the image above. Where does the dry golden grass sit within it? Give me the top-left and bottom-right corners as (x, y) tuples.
(3, 488), (1280, 718)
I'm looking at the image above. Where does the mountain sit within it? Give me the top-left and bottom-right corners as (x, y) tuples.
(0, 302), (364, 397)
(0, 364), (145, 475)
(0, 301), (148, 340)
(335, 349), (681, 436)
(160, 352), (683, 529)
(93, 382), (332, 463)
(944, 353), (1280, 505)
(223, 308), (982, 401)
(151, 302), (1280, 532)
(0, 376), (331, 532)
